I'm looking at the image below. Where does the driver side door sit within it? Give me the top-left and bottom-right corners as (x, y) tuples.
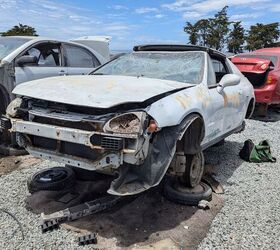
(15, 42), (67, 85)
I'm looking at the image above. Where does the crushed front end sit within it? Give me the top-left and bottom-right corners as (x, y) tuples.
(7, 97), (187, 196)
(8, 98), (151, 175)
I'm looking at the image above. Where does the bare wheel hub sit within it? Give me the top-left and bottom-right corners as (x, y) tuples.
(180, 152), (204, 188)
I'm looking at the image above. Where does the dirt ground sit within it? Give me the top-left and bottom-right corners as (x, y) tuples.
(0, 152), (224, 249)
(0, 155), (41, 176)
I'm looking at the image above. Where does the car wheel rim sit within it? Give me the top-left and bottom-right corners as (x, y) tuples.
(189, 153), (204, 187)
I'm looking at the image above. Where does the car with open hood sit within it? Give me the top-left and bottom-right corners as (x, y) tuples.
(0, 36), (110, 117)
(231, 48), (280, 112)
(5, 45), (255, 196)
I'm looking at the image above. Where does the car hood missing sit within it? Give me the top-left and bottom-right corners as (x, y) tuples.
(13, 75), (193, 108)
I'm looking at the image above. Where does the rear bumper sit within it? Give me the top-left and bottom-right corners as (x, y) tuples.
(254, 84), (279, 104)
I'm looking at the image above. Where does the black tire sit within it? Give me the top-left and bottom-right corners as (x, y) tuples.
(27, 167), (76, 194)
(164, 177), (212, 206)
(66, 165), (110, 181)
(181, 152), (204, 188)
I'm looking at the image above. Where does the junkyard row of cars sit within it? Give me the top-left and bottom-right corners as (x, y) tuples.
(0, 36), (279, 203)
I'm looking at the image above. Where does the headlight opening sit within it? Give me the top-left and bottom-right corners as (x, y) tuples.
(6, 97), (24, 118)
(104, 112), (145, 134)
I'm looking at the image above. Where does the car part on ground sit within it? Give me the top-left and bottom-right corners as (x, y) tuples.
(10, 44), (255, 196)
(164, 177), (212, 206)
(78, 233), (98, 246)
(202, 174), (224, 194)
(27, 167), (76, 193)
(41, 219), (60, 233)
(41, 195), (125, 227)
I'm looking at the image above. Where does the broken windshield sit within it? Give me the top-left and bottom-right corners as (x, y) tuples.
(92, 51), (205, 84)
(0, 37), (31, 60)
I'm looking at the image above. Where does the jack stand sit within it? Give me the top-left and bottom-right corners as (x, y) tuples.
(40, 195), (124, 232)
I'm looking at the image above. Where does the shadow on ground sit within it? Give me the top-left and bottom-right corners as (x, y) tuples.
(26, 179), (223, 249)
(251, 106), (280, 122)
(23, 137), (250, 249)
(204, 140), (244, 184)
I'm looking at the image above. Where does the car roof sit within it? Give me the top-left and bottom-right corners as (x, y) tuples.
(254, 47), (280, 54)
(0, 36), (63, 41)
(133, 44), (226, 59)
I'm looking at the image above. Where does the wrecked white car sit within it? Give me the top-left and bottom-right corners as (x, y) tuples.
(6, 45), (255, 196)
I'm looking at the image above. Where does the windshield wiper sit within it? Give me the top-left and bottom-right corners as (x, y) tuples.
(92, 73), (104, 75)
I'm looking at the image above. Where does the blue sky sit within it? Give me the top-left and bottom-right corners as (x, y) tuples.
(0, 0), (279, 50)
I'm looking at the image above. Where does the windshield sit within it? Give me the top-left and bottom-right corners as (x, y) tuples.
(236, 54), (278, 67)
(92, 51), (205, 84)
(0, 37), (31, 60)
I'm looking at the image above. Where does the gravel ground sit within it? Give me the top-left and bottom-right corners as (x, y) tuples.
(199, 113), (280, 250)
(0, 112), (279, 249)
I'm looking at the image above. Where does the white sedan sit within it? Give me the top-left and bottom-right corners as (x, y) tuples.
(6, 44), (255, 199)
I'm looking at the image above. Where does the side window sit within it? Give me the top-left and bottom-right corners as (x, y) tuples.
(211, 58), (229, 84)
(24, 43), (61, 67)
(63, 45), (100, 68)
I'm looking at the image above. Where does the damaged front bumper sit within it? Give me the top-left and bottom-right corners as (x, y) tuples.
(10, 119), (150, 172)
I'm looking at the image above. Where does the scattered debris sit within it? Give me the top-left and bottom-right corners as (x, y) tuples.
(202, 174), (224, 194)
(78, 233), (98, 246)
(0, 208), (25, 240)
(40, 219), (59, 233)
(198, 200), (211, 210)
(41, 195), (125, 226)
(239, 139), (276, 163)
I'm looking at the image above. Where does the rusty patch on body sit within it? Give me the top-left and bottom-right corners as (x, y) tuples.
(196, 87), (211, 109)
(175, 94), (191, 109)
(224, 93), (240, 107)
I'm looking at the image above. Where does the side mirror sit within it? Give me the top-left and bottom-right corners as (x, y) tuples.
(217, 74), (241, 94)
(16, 55), (37, 66)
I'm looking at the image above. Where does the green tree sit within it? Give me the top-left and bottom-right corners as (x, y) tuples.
(228, 21), (245, 53)
(184, 22), (199, 45)
(184, 6), (230, 50)
(1, 23), (38, 36)
(206, 6), (230, 50)
(246, 22), (279, 51)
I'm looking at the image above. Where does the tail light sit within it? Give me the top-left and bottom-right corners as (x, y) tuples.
(254, 62), (269, 71)
(266, 73), (277, 85)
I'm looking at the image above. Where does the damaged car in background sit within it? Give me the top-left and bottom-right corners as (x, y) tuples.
(4, 45), (255, 201)
(0, 36), (110, 118)
(231, 47), (280, 116)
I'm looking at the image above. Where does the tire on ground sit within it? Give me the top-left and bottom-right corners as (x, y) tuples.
(164, 176), (212, 206)
(27, 167), (76, 193)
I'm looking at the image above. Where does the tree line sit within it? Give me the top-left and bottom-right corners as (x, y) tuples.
(184, 6), (280, 53)
(0, 23), (38, 37)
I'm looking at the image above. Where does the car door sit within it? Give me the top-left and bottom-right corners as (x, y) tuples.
(211, 57), (242, 134)
(201, 56), (226, 145)
(14, 42), (67, 85)
(62, 43), (101, 75)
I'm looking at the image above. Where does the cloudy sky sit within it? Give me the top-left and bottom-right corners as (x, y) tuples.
(0, 0), (279, 50)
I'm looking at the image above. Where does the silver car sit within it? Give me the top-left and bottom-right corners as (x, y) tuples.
(6, 45), (255, 196)
(0, 36), (109, 115)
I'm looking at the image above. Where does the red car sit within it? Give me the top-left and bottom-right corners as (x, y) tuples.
(232, 48), (280, 111)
